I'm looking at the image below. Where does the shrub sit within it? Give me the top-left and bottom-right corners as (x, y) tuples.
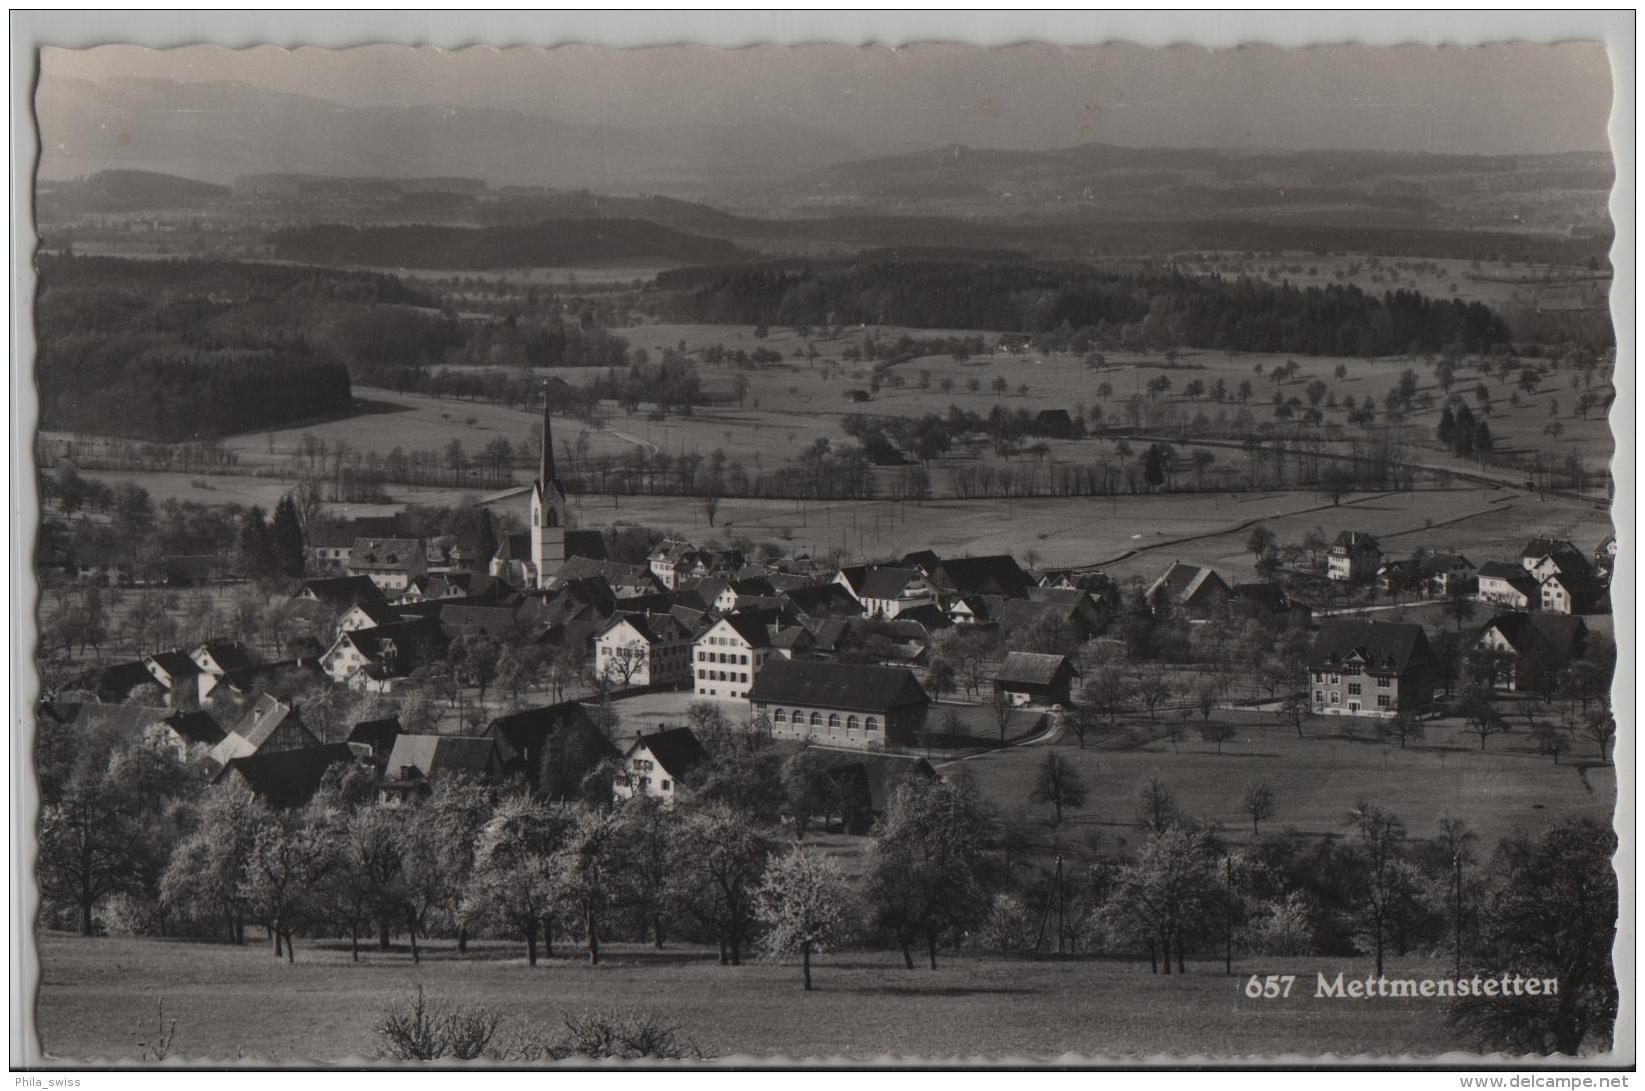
(373, 985), (504, 1062)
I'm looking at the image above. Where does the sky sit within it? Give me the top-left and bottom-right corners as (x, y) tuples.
(41, 41), (1615, 158)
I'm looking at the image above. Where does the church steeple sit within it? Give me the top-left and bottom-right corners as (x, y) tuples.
(539, 385), (556, 495)
(530, 382), (568, 588)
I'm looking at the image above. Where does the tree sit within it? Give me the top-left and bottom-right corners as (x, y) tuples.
(1028, 751), (1089, 828)
(1449, 819), (1617, 1055)
(1344, 800), (1417, 978)
(465, 795), (563, 966)
(1136, 778), (1181, 836)
(1445, 584), (1477, 632)
(1245, 525), (1276, 562)
(1582, 705), (1616, 761)
(1133, 668), (1173, 719)
(1082, 669), (1131, 729)
(240, 806), (338, 962)
(613, 795), (681, 949)
(325, 805), (408, 961)
(676, 804), (771, 966)
(235, 506), (278, 581)
(1107, 822), (1220, 974)
(270, 494), (307, 579)
(863, 773), (993, 970)
(1200, 720), (1237, 754)
(1376, 705), (1425, 750)
(1280, 694), (1312, 739)
(1459, 687), (1508, 750)
(1242, 781), (1276, 836)
(756, 848), (850, 991)
(684, 731), (785, 823)
(160, 781), (268, 945)
(551, 806), (624, 965)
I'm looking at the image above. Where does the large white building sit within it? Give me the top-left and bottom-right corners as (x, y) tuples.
(593, 612), (693, 688)
(693, 614), (775, 700)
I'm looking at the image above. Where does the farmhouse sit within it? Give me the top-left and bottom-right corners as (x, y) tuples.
(1147, 562), (1232, 619)
(750, 658), (931, 749)
(320, 617), (447, 688)
(995, 651), (1079, 707)
(347, 537), (429, 592)
(1327, 531), (1381, 582)
(693, 614), (775, 699)
(487, 700), (609, 786)
(1520, 538), (1593, 582)
(141, 649), (205, 706)
(917, 553), (1038, 599)
(72, 541), (136, 585)
(159, 709), (226, 756)
(1033, 408), (1077, 439)
(612, 727), (708, 804)
(645, 538), (696, 590)
(1476, 561), (1539, 609)
(850, 566), (941, 619)
(346, 716), (404, 770)
(91, 660), (164, 704)
(1594, 534), (1617, 577)
(1306, 619), (1435, 718)
(1474, 612), (1589, 691)
(209, 694), (321, 766)
(594, 612), (693, 688)
(294, 574), (387, 611)
(804, 748), (939, 834)
(1539, 570), (1604, 616)
(215, 743), (364, 808)
(378, 734), (504, 804)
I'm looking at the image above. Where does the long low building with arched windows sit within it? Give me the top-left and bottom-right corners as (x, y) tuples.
(747, 658), (931, 750)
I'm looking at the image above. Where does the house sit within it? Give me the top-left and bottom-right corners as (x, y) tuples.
(593, 612), (693, 688)
(336, 599), (402, 636)
(646, 538), (697, 590)
(1594, 534), (1618, 577)
(749, 659), (932, 749)
(920, 554), (1037, 599)
(208, 694), (321, 766)
(1328, 531), (1382, 582)
(72, 541), (136, 585)
(320, 617), (447, 687)
(612, 727), (708, 804)
(1229, 582), (1307, 620)
(1474, 613), (1589, 691)
(490, 531), (538, 588)
(487, 702), (616, 795)
(803, 748), (939, 834)
(1539, 570), (1604, 616)
(782, 583), (865, 620)
(1476, 561), (1539, 609)
(1306, 619), (1435, 718)
(306, 521), (362, 576)
(294, 575), (387, 612)
(1034, 408), (1077, 439)
(550, 557), (660, 598)
(159, 709), (226, 757)
(693, 614), (776, 699)
(378, 735), (504, 804)
(1520, 538), (1593, 582)
(215, 743), (364, 808)
(995, 651), (1080, 707)
(676, 577), (734, 613)
(139, 649), (205, 706)
(347, 716), (404, 770)
(851, 566), (940, 620)
(92, 660), (164, 704)
(190, 640), (257, 678)
(348, 537), (429, 592)
(1147, 562), (1233, 619)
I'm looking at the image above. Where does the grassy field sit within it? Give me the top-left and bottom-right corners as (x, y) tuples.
(34, 932), (1479, 1062)
(949, 707), (1616, 855)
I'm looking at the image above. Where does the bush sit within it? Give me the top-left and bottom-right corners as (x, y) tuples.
(374, 989), (698, 1063)
(554, 1009), (700, 1060)
(373, 985), (504, 1062)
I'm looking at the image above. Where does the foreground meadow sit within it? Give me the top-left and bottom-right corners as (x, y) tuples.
(36, 932), (1473, 1063)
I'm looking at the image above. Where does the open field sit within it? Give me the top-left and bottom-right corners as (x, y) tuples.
(35, 932), (1477, 1062)
(950, 708), (1616, 855)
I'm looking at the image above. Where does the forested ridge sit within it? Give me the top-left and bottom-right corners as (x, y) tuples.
(272, 219), (747, 270)
(657, 260), (1512, 357)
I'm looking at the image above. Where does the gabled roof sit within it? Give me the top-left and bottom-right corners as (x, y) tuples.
(807, 747), (938, 812)
(996, 651), (1078, 687)
(1333, 531), (1380, 552)
(834, 565), (870, 596)
(350, 537), (426, 570)
(343, 617), (446, 660)
(858, 566), (925, 600)
(702, 612), (774, 648)
(930, 554), (1034, 597)
(1230, 582), (1293, 613)
(347, 716), (403, 750)
(163, 709), (226, 748)
(1307, 619), (1432, 673)
(97, 660), (160, 697)
(748, 659), (929, 714)
(627, 727), (708, 779)
(440, 604), (527, 638)
(216, 744), (359, 808)
(554, 556), (658, 591)
(144, 649), (202, 681)
(224, 694), (310, 754)
(648, 538), (696, 565)
(899, 549), (943, 575)
(193, 640), (257, 674)
(383, 734), (500, 783)
(1148, 562), (1230, 604)
(1418, 552), (1474, 574)
(782, 583), (865, 619)
(1478, 560), (1538, 586)
(677, 577), (731, 610)
(297, 575), (387, 608)
(1480, 612), (1588, 659)
(487, 701), (604, 769)
(600, 611), (691, 645)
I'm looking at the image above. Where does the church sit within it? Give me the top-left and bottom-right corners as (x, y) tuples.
(489, 388), (605, 590)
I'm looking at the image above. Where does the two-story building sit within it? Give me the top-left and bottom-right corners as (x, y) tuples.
(1474, 612), (1589, 691)
(594, 612), (694, 688)
(848, 566), (941, 619)
(1327, 531), (1382, 583)
(612, 727), (708, 804)
(1147, 561), (1233, 619)
(749, 658), (931, 749)
(347, 536), (429, 593)
(1476, 561), (1539, 609)
(692, 614), (775, 699)
(1306, 619), (1435, 718)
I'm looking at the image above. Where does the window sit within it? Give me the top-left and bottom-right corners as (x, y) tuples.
(1331, 692), (1340, 704)
(1331, 673), (1341, 685)
(1314, 690), (1323, 703)
(661, 780), (671, 791)
(847, 716), (859, 730)
(773, 708), (786, 723)
(866, 717), (878, 732)
(829, 714), (841, 728)
(740, 654), (748, 665)
(1376, 695), (1391, 709)
(1377, 676), (1390, 689)
(697, 669), (705, 680)
(810, 712), (822, 727)
(1347, 683), (1362, 696)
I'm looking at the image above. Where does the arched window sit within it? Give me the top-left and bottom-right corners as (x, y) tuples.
(847, 715), (859, 731)
(865, 717), (879, 732)
(772, 708), (787, 723)
(828, 714), (841, 729)
(809, 711), (822, 727)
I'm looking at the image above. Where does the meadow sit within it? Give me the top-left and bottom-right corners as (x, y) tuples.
(34, 932), (1478, 1063)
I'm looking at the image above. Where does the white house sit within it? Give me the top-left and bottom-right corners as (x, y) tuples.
(593, 612), (693, 688)
(1327, 531), (1381, 583)
(850, 566), (940, 619)
(692, 614), (774, 699)
(612, 727), (708, 804)
(1476, 561), (1539, 609)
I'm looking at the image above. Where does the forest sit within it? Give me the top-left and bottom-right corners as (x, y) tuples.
(271, 219), (748, 270)
(656, 259), (1515, 357)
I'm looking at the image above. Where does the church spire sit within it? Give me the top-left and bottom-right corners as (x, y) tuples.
(540, 382), (556, 489)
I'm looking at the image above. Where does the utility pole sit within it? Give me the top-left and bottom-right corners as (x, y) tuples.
(1224, 853), (1234, 976)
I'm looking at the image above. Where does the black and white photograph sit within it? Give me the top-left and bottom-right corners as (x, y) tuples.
(9, 12), (1632, 1071)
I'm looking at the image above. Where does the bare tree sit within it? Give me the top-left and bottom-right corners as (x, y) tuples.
(1200, 720), (1237, 754)
(1243, 781), (1276, 836)
(1375, 705), (1425, 750)
(1133, 668), (1173, 719)
(1028, 751), (1089, 828)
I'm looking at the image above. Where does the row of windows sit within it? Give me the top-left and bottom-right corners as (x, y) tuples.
(699, 670), (749, 684)
(1312, 672), (1392, 687)
(770, 709), (879, 732)
(699, 651), (749, 665)
(1314, 691), (1394, 709)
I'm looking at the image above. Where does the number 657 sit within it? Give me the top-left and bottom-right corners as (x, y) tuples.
(1244, 974), (1296, 999)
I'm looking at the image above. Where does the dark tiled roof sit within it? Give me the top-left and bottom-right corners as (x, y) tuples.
(194, 640), (257, 674)
(705, 613), (774, 649)
(1478, 560), (1537, 584)
(931, 555), (1034, 597)
(748, 659), (929, 714)
(297, 575), (387, 608)
(565, 529), (608, 561)
(1307, 619), (1432, 673)
(782, 583), (865, 618)
(383, 735), (499, 782)
(808, 747), (938, 812)
(996, 651), (1077, 687)
(216, 744), (360, 808)
(1333, 531), (1380, 552)
(1481, 612), (1588, 659)
(163, 709), (226, 747)
(628, 727), (708, 779)
(350, 537), (426, 570)
(145, 650), (202, 680)
(97, 660), (159, 697)
(858, 566), (924, 600)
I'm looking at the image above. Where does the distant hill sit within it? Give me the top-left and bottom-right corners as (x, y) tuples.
(271, 219), (749, 269)
(36, 169), (230, 215)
